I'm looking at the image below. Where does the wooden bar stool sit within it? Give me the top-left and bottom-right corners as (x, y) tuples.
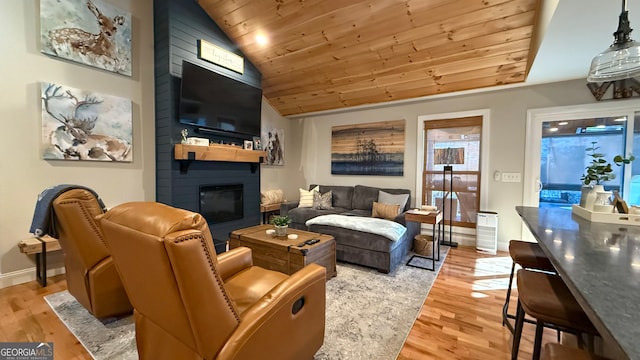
(512, 269), (599, 360)
(503, 239), (556, 333)
(542, 343), (608, 360)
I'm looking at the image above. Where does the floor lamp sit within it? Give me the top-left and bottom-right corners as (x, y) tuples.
(441, 165), (458, 247)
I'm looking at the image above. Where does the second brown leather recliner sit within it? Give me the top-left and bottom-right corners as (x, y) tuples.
(52, 188), (132, 318)
(99, 201), (327, 360)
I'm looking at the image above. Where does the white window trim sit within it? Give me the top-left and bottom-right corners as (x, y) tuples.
(415, 109), (491, 224)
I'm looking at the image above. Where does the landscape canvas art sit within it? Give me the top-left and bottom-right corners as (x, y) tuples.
(41, 82), (133, 162)
(40, 0), (132, 76)
(331, 120), (405, 176)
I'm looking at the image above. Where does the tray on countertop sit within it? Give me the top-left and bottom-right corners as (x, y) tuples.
(571, 205), (640, 226)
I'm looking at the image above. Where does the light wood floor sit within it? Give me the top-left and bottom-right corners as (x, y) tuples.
(0, 246), (556, 359)
(398, 246), (556, 359)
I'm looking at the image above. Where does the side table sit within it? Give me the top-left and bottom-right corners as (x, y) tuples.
(18, 235), (61, 286)
(405, 210), (443, 271)
(260, 202), (281, 224)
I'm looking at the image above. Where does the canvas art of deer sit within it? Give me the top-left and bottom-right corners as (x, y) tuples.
(42, 84), (131, 162)
(47, 0), (126, 71)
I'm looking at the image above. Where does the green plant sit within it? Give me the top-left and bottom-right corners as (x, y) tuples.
(580, 141), (635, 185)
(271, 215), (291, 226)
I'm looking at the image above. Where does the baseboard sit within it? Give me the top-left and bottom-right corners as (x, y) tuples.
(0, 266), (65, 289)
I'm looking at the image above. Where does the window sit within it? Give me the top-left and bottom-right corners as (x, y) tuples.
(422, 116), (482, 228)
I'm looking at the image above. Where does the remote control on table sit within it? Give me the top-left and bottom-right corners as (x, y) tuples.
(306, 239), (320, 245)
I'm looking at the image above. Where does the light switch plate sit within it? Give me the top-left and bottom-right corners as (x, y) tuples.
(502, 172), (521, 183)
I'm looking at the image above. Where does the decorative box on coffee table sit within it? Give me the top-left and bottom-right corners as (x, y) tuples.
(228, 224), (337, 281)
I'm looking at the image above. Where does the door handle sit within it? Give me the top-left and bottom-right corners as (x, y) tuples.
(536, 179), (543, 192)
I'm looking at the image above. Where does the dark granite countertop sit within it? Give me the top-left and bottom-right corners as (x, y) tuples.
(517, 206), (640, 360)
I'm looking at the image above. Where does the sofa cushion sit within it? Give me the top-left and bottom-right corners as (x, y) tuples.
(372, 202), (400, 220)
(352, 185), (382, 211)
(378, 191), (409, 215)
(312, 190), (333, 210)
(288, 207), (348, 225)
(379, 187), (412, 211)
(298, 186), (319, 208)
(340, 209), (371, 217)
(312, 185), (354, 209)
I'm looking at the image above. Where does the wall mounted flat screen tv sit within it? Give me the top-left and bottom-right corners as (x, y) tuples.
(179, 60), (262, 138)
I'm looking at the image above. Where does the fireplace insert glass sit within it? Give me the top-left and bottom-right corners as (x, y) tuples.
(199, 184), (243, 223)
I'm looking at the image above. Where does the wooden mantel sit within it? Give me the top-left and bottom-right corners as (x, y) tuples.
(174, 143), (265, 173)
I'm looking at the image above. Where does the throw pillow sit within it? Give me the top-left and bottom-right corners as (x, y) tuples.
(298, 186), (319, 208)
(313, 190), (333, 210)
(372, 202), (400, 220)
(260, 189), (284, 205)
(378, 191), (409, 214)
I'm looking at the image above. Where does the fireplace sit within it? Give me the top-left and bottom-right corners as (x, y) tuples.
(199, 184), (244, 224)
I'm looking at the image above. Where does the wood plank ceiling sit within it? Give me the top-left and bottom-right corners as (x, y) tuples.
(197, 0), (540, 116)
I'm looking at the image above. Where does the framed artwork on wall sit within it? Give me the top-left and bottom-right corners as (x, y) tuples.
(262, 128), (284, 165)
(40, 0), (132, 76)
(41, 82), (133, 162)
(331, 119), (405, 176)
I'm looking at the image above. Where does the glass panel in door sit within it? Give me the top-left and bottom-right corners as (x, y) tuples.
(539, 116), (627, 208)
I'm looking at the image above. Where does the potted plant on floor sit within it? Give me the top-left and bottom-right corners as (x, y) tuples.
(580, 141), (634, 211)
(271, 215), (291, 236)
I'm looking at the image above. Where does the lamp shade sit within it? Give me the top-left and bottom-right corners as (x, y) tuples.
(587, 40), (640, 82)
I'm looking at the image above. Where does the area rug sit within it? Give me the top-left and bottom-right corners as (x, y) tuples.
(44, 249), (448, 360)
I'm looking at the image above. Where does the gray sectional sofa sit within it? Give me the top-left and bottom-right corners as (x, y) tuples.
(280, 185), (420, 273)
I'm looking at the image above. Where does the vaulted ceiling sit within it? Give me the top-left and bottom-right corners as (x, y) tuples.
(197, 0), (541, 116)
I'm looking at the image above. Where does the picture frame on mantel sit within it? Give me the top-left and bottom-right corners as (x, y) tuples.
(253, 136), (262, 150)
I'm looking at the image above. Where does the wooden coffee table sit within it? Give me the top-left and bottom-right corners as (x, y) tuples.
(228, 224), (337, 281)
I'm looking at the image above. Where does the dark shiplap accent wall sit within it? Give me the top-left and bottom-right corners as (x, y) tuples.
(154, 0), (262, 252)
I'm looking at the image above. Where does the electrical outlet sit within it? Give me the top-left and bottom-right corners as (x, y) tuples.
(502, 172), (521, 183)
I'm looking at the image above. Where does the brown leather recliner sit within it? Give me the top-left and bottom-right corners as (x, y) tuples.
(51, 189), (133, 318)
(98, 201), (326, 360)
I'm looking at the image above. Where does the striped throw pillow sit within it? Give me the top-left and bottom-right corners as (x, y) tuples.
(298, 186), (319, 208)
(372, 202), (400, 220)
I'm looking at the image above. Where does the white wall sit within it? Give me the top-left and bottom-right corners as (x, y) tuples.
(0, 0), (156, 287)
(260, 99), (307, 203)
(283, 80), (601, 251)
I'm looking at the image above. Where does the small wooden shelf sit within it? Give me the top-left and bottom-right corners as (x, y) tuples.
(174, 144), (265, 173)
